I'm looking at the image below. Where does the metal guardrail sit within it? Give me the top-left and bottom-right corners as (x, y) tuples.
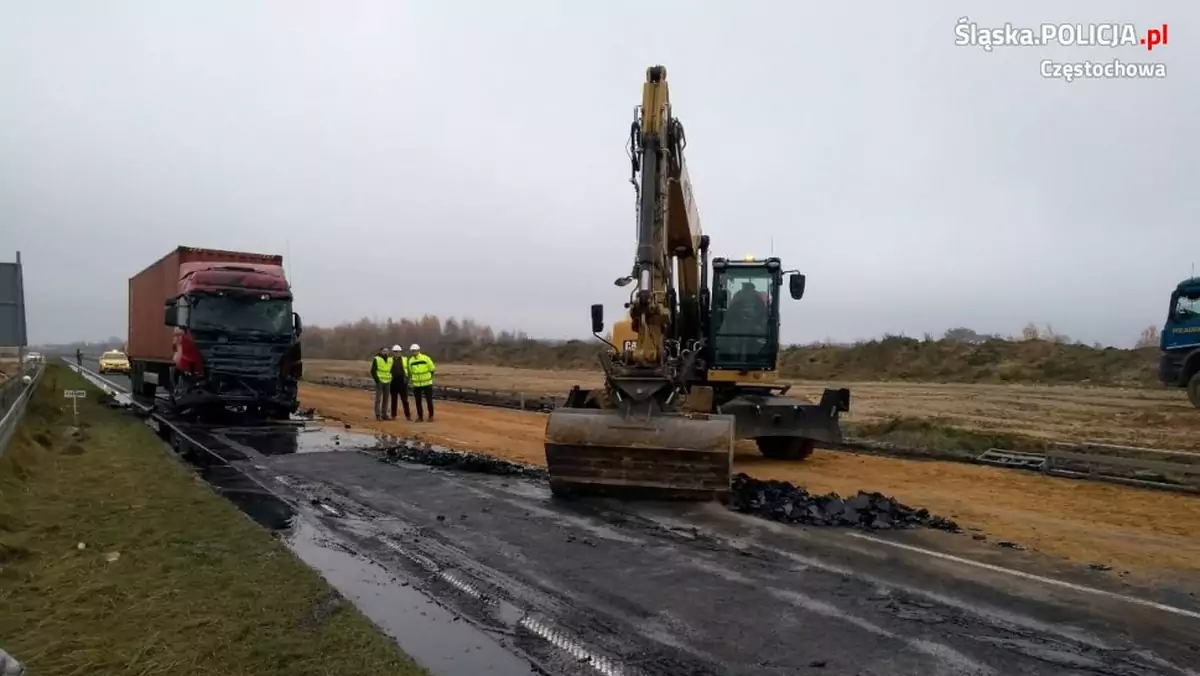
(1043, 442), (1200, 493)
(976, 443), (1200, 492)
(0, 359), (46, 456)
(313, 375), (564, 412)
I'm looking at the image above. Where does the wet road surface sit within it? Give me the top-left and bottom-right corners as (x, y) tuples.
(71, 362), (1200, 675)
(183, 422), (1200, 676)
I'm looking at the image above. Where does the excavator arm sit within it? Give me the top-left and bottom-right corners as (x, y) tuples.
(619, 66), (710, 371)
(543, 66), (736, 501)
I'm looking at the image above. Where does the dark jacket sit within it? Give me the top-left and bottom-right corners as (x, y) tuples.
(390, 357), (408, 389)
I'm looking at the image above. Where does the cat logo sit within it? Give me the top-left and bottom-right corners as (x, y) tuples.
(622, 340), (637, 352)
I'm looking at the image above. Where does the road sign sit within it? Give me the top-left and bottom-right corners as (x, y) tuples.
(63, 389), (87, 425)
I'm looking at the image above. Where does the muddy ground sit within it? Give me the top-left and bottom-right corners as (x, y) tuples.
(298, 383), (1200, 582)
(306, 360), (1200, 450)
(173, 420), (1200, 676)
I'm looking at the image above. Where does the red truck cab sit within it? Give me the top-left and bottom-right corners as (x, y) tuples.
(129, 247), (303, 420)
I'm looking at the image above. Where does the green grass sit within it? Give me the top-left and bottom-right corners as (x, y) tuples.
(845, 416), (1045, 453)
(0, 365), (426, 676)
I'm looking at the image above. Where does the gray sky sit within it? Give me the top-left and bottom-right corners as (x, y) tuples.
(2, 1), (1195, 347)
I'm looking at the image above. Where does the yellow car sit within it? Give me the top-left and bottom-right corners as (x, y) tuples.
(98, 350), (131, 375)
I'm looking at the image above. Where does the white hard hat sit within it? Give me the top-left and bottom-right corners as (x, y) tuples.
(391, 344), (402, 352)
(409, 343), (420, 352)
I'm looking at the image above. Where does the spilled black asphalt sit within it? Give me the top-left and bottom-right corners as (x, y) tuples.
(382, 441), (962, 534)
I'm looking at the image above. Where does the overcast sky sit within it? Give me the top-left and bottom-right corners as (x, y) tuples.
(2, 1), (1195, 347)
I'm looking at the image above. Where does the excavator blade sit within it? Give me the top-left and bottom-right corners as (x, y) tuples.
(543, 408), (735, 501)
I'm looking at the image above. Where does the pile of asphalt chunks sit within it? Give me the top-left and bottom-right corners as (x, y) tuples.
(728, 473), (961, 533)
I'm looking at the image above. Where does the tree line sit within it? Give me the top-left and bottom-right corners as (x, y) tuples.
(298, 316), (1161, 386)
(44, 316), (1165, 386)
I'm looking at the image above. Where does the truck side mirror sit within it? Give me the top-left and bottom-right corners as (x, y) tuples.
(164, 299), (178, 327)
(293, 312), (303, 335)
(590, 304), (604, 334)
(789, 273), (806, 300)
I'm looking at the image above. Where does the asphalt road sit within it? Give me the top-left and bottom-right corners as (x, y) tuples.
(76, 361), (1200, 675)
(83, 357), (131, 392)
(211, 430), (1200, 675)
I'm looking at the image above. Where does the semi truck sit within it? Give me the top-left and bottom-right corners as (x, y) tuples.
(1160, 276), (1200, 409)
(127, 246), (303, 420)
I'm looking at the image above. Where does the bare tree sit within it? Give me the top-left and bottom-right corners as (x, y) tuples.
(1135, 325), (1160, 349)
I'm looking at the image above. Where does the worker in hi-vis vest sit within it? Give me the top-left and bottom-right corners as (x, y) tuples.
(369, 346), (395, 420)
(406, 343), (436, 422)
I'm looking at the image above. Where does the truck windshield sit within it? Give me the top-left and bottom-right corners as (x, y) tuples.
(189, 296), (293, 335)
(1175, 293), (1200, 320)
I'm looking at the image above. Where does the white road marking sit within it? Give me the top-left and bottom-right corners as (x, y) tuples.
(846, 532), (1200, 621)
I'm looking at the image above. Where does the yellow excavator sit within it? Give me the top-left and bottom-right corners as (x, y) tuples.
(543, 66), (851, 501)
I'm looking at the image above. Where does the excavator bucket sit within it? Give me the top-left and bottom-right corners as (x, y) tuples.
(543, 408), (736, 501)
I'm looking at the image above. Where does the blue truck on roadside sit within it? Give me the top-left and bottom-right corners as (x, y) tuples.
(1160, 277), (1200, 409)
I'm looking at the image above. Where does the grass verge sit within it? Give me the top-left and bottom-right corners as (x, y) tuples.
(844, 417), (1044, 453)
(0, 364), (426, 676)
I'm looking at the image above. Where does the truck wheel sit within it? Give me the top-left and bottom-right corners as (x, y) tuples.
(1188, 371), (1200, 410)
(755, 437), (816, 461)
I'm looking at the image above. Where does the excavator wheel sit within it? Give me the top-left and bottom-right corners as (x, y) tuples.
(544, 407), (735, 501)
(755, 436), (816, 461)
(1188, 371), (1200, 410)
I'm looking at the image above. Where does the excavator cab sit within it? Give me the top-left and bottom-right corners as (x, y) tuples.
(708, 256), (801, 373)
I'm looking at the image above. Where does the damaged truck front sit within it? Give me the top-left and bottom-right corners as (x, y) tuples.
(128, 246), (303, 420)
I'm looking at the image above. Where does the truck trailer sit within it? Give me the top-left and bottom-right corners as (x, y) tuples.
(127, 246), (303, 420)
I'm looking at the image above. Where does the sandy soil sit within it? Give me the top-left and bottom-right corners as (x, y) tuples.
(306, 359), (1200, 450)
(300, 382), (1200, 579)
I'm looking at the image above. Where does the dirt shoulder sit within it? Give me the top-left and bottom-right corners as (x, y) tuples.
(305, 359), (1200, 451)
(0, 366), (425, 676)
(301, 382), (1200, 581)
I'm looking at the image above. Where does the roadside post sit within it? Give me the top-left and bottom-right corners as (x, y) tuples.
(63, 389), (87, 425)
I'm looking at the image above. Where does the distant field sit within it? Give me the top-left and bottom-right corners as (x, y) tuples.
(305, 358), (1200, 451)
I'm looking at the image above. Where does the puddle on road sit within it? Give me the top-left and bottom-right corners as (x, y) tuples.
(199, 464), (297, 530)
(285, 519), (539, 676)
(217, 425), (383, 455)
(163, 421), (537, 676)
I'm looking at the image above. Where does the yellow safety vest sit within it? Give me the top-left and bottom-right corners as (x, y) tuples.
(374, 355), (394, 384)
(407, 353), (435, 387)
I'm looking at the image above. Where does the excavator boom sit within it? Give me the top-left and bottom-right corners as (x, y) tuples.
(543, 66), (737, 501)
